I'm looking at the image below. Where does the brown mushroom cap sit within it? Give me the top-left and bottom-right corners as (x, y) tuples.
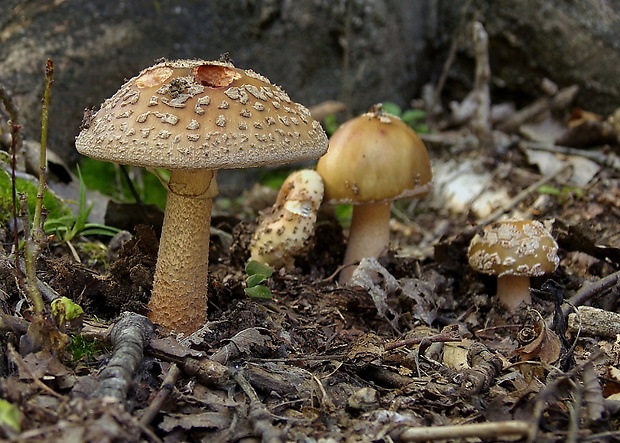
(316, 108), (432, 204)
(468, 220), (560, 277)
(76, 59), (328, 170)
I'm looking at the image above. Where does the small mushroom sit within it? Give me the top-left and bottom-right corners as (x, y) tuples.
(316, 104), (432, 283)
(76, 59), (328, 334)
(467, 220), (560, 312)
(249, 169), (324, 268)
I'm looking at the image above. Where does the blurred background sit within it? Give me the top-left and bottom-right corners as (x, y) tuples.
(2, 0), (620, 186)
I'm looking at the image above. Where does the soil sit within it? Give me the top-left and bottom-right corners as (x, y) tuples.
(1, 106), (620, 442)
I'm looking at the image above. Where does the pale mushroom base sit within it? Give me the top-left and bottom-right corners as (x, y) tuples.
(148, 170), (214, 334)
(339, 201), (391, 284)
(496, 274), (532, 312)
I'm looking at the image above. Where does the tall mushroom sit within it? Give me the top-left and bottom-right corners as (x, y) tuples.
(316, 105), (432, 283)
(75, 59), (328, 334)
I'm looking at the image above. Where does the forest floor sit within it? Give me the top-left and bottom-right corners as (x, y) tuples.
(1, 81), (620, 442)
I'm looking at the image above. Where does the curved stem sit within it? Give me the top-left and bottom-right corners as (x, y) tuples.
(148, 169), (215, 334)
(339, 202), (391, 284)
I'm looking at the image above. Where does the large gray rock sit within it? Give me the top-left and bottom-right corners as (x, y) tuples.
(435, 0), (620, 113)
(2, 0), (620, 170)
(1, 0), (431, 164)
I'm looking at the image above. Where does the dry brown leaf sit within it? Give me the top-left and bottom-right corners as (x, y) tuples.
(516, 315), (561, 364)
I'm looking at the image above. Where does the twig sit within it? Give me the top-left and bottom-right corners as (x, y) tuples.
(0, 82), (25, 287)
(473, 164), (571, 230)
(471, 21), (492, 148)
(94, 312), (153, 401)
(232, 368), (286, 443)
(524, 142), (620, 171)
(6, 342), (63, 399)
(391, 420), (531, 442)
(139, 363), (181, 426)
(431, 0), (473, 118)
(384, 328), (461, 351)
(560, 270), (620, 321)
(497, 85), (579, 133)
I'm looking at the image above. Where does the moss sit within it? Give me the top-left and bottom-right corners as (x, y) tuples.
(0, 168), (69, 227)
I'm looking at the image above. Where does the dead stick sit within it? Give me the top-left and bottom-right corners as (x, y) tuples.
(232, 369), (285, 443)
(497, 85), (579, 133)
(6, 343), (64, 399)
(544, 270), (620, 329)
(473, 164), (571, 230)
(139, 363), (181, 426)
(471, 21), (492, 147)
(384, 331), (461, 351)
(567, 270), (620, 309)
(392, 420), (531, 442)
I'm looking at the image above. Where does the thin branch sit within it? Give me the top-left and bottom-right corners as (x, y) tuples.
(392, 420), (531, 442)
(472, 164), (571, 230)
(139, 363), (181, 427)
(232, 368), (286, 443)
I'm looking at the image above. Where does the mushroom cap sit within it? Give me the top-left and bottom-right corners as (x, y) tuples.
(468, 220), (560, 277)
(75, 59), (328, 170)
(316, 107), (432, 204)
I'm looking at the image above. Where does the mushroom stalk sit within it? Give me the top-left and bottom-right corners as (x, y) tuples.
(148, 169), (216, 334)
(339, 202), (391, 284)
(496, 275), (531, 312)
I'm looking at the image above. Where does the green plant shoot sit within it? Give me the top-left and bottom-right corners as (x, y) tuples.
(244, 260), (274, 300)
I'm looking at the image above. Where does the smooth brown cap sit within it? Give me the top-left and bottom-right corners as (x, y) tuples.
(75, 59), (328, 170)
(316, 106), (432, 204)
(468, 220), (560, 277)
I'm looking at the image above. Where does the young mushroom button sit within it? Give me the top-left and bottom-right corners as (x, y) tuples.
(75, 59), (328, 335)
(250, 169), (324, 268)
(316, 104), (432, 284)
(467, 220), (560, 312)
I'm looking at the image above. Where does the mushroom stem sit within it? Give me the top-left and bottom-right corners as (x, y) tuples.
(148, 169), (217, 334)
(339, 201), (391, 284)
(496, 274), (532, 312)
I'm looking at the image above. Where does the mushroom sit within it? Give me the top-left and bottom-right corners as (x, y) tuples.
(249, 169), (324, 268)
(467, 219), (560, 312)
(316, 104), (432, 283)
(75, 59), (328, 334)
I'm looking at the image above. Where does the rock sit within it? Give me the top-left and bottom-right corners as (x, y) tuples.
(435, 0), (620, 114)
(0, 0), (431, 164)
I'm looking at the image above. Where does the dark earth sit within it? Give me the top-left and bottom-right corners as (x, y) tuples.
(2, 89), (620, 441)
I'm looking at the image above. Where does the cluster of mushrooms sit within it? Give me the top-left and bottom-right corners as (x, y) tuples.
(76, 58), (560, 335)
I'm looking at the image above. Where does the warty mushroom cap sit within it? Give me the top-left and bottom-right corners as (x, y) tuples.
(75, 59), (328, 170)
(468, 220), (560, 277)
(316, 106), (432, 204)
(249, 169), (324, 268)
